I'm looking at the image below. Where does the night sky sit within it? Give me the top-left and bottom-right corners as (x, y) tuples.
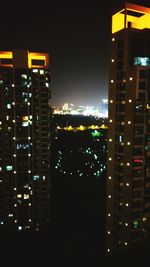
(0, 0), (150, 107)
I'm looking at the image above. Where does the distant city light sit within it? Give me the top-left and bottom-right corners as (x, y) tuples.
(53, 100), (108, 118)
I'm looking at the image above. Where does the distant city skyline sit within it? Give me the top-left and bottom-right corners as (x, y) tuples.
(0, 0), (149, 107)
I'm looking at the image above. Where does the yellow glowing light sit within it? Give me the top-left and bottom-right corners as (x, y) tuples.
(22, 116), (28, 121)
(28, 52), (49, 68)
(0, 51), (13, 67)
(78, 125), (86, 131)
(112, 3), (150, 34)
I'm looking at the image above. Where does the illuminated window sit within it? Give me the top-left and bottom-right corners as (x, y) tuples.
(6, 165), (13, 171)
(129, 99), (132, 103)
(112, 37), (115, 42)
(33, 175), (40, 181)
(108, 231), (111, 234)
(134, 57), (150, 66)
(24, 194), (29, 199)
(7, 104), (11, 109)
(129, 77), (133, 81)
(22, 122), (28, 127)
(111, 59), (114, 62)
(110, 79), (114, 83)
(110, 100), (113, 103)
(128, 121), (131, 124)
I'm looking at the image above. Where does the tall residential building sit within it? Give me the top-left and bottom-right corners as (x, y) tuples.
(106, 3), (150, 254)
(0, 49), (51, 231)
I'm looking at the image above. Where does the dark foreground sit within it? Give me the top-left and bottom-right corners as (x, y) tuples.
(1, 175), (150, 266)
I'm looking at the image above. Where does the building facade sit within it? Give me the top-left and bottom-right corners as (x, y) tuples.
(106, 3), (150, 253)
(0, 49), (51, 231)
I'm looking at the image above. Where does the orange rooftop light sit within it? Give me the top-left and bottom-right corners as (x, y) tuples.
(112, 3), (150, 34)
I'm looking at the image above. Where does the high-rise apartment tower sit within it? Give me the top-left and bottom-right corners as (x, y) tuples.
(106, 3), (150, 254)
(0, 49), (51, 231)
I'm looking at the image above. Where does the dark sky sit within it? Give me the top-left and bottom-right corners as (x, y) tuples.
(0, 0), (150, 107)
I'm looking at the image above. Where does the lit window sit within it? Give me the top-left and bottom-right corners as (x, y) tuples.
(109, 139), (112, 142)
(125, 242), (128, 246)
(22, 122), (28, 127)
(134, 57), (150, 66)
(112, 37), (115, 42)
(129, 99), (132, 103)
(108, 195), (111, 199)
(109, 119), (113, 123)
(110, 79), (114, 83)
(108, 213), (111, 217)
(107, 249), (110, 252)
(24, 194), (29, 199)
(6, 165), (13, 171)
(110, 100), (113, 103)
(21, 74), (27, 79)
(126, 183), (129, 186)
(127, 142), (130, 145)
(125, 223), (128, 226)
(128, 121), (131, 124)
(17, 194), (22, 198)
(13, 120), (15, 123)
(18, 226), (22, 231)
(7, 104), (11, 109)
(32, 69), (38, 73)
(125, 203), (129, 207)
(28, 170), (31, 173)
(108, 176), (112, 180)
(108, 157), (112, 161)
(126, 163), (130, 166)
(129, 77), (133, 81)
(111, 59), (114, 63)
(33, 175), (40, 181)
(40, 70), (44, 75)
(108, 231), (111, 234)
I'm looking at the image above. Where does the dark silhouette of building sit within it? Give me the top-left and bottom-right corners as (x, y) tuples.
(0, 49), (51, 232)
(106, 2), (150, 254)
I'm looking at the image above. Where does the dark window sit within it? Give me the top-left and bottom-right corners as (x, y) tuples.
(139, 70), (146, 79)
